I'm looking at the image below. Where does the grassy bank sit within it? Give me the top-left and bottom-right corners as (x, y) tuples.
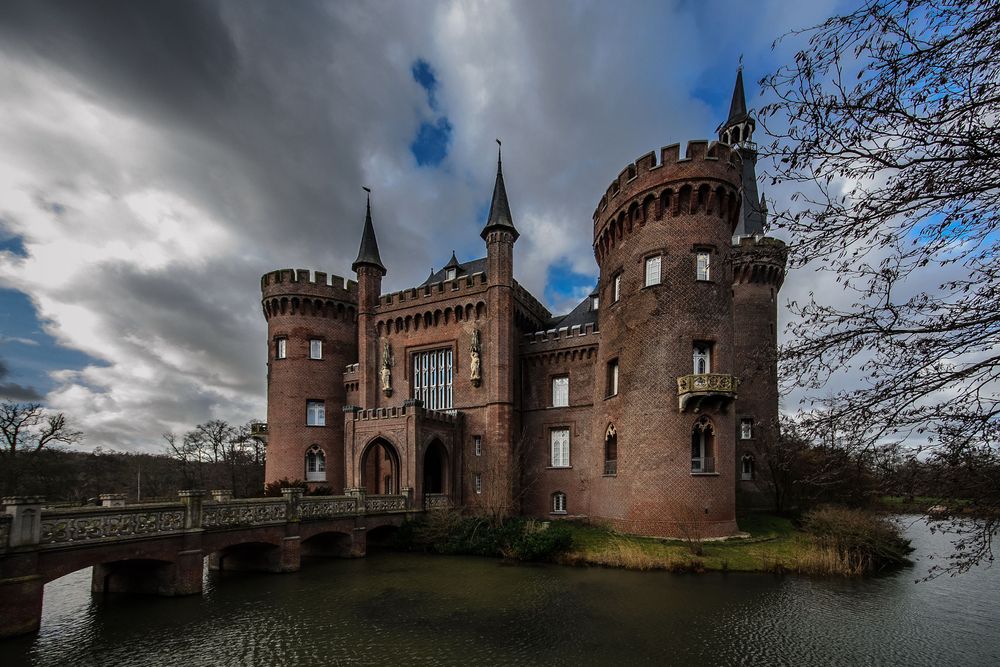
(395, 507), (912, 577)
(559, 509), (912, 576)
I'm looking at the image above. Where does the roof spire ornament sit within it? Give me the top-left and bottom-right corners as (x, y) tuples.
(352, 185), (387, 274)
(480, 138), (519, 241)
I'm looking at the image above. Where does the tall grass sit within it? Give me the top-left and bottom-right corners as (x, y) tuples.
(799, 506), (913, 575)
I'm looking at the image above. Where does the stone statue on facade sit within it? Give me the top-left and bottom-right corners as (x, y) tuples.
(380, 339), (393, 396)
(470, 328), (482, 387)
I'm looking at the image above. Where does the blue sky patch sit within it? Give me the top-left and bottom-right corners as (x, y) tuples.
(411, 117), (452, 167)
(544, 260), (597, 311)
(0, 288), (104, 401)
(411, 59), (439, 110)
(0, 232), (27, 258)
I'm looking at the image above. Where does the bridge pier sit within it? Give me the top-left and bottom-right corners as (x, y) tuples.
(0, 572), (43, 638)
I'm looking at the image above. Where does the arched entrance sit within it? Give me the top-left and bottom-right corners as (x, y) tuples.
(361, 439), (400, 495)
(422, 439), (449, 495)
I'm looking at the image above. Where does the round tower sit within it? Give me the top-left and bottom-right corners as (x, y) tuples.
(590, 140), (743, 538)
(731, 236), (787, 505)
(261, 269), (358, 492)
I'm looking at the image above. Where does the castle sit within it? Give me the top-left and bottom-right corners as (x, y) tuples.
(258, 71), (787, 538)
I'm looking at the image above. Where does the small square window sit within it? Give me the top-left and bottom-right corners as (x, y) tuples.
(592, 296), (599, 311)
(309, 339), (323, 360)
(474, 473), (482, 494)
(645, 256), (661, 286)
(550, 428), (570, 468)
(740, 418), (753, 440)
(613, 274), (621, 302)
(607, 359), (619, 397)
(474, 435), (482, 457)
(306, 400), (326, 426)
(552, 376), (569, 408)
(696, 252), (711, 281)
(275, 338), (287, 360)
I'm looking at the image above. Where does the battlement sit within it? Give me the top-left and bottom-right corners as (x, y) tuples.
(593, 140), (741, 224)
(379, 271), (487, 309)
(346, 403), (462, 425)
(731, 235), (788, 287)
(261, 269), (358, 302)
(522, 321), (599, 346)
(512, 281), (553, 323)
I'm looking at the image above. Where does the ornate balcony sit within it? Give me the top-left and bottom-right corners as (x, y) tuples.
(676, 374), (738, 411)
(250, 422), (268, 442)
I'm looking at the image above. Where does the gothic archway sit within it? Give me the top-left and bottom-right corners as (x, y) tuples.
(360, 438), (401, 495)
(422, 439), (449, 495)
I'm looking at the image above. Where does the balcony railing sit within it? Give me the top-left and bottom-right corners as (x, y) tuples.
(676, 374), (738, 411)
(691, 456), (716, 474)
(305, 471), (326, 483)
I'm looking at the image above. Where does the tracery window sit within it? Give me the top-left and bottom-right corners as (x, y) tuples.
(413, 348), (453, 410)
(691, 416), (715, 473)
(550, 428), (570, 468)
(305, 445), (326, 482)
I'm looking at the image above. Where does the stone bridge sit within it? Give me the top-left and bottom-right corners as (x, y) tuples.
(0, 488), (448, 638)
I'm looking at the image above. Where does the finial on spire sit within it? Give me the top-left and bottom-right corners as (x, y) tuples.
(352, 186), (386, 274)
(496, 138), (502, 166)
(481, 139), (518, 242)
(738, 53), (743, 72)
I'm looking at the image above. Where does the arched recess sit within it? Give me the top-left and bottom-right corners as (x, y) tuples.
(604, 424), (618, 475)
(360, 438), (401, 495)
(422, 438), (449, 495)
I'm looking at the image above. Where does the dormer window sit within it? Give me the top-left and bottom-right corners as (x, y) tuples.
(592, 296), (599, 310)
(446, 268), (457, 281)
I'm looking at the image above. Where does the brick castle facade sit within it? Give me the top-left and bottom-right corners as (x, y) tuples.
(258, 71), (787, 538)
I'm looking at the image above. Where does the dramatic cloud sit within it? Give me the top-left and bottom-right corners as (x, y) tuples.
(0, 357), (42, 401)
(0, 0), (839, 450)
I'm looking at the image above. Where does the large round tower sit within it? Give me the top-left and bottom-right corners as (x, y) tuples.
(589, 140), (743, 538)
(261, 269), (358, 491)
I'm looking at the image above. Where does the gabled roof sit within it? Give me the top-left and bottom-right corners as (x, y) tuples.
(422, 255), (488, 285)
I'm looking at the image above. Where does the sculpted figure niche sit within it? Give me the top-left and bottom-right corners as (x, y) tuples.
(470, 329), (482, 387)
(380, 339), (393, 396)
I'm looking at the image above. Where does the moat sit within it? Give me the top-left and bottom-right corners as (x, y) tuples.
(2, 518), (998, 666)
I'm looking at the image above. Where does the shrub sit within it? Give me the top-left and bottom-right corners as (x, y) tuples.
(801, 506), (913, 574)
(394, 511), (573, 562)
(262, 478), (305, 497)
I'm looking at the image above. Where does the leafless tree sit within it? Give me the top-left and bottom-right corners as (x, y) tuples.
(761, 0), (1000, 573)
(0, 401), (83, 493)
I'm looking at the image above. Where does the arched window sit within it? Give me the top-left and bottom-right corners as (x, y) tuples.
(305, 445), (326, 482)
(693, 344), (711, 374)
(551, 491), (567, 514)
(604, 424), (618, 475)
(741, 454), (755, 481)
(691, 417), (715, 473)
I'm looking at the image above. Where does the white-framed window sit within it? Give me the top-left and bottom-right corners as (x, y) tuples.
(741, 454), (755, 481)
(740, 418), (753, 440)
(446, 268), (457, 281)
(552, 491), (567, 514)
(550, 428), (570, 468)
(592, 296), (599, 310)
(607, 359), (619, 397)
(474, 435), (482, 457)
(696, 252), (711, 281)
(552, 376), (569, 407)
(309, 339), (323, 360)
(645, 255), (662, 286)
(691, 417), (715, 473)
(412, 348), (454, 410)
(693, 344), (711, 374)
(306, 400), (325, 426)
(613, 274), (621, 302)
(305, 445), (326, 482)
(275, 337), (287, 360)
(474, 473), (482, 494)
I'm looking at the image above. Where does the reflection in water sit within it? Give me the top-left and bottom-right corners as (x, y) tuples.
(2, 518), (998, 666)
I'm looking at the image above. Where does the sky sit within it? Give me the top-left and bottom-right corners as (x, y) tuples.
(0, 0), (848, 452)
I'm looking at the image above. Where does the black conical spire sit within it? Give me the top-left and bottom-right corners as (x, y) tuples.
(444, 250), (460, 270)
(726, 65), (748, 125)
(480, 139), (519, 241)
(352, 187), (386, 274)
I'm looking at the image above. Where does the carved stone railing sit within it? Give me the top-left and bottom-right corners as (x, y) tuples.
(201, 499), (287, 529)
(299, 496), (358, 520)
(423, 494), (450, 510)
(364, 495), (408, 513)
(250, 422), (268, 441)
(676, 373), (738, 411)
(38, 503), (186, 547)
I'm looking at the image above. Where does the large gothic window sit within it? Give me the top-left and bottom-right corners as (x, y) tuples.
(412, 348), (454, 410)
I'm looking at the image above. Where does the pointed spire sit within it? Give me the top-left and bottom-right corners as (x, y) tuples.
(352, 187), (386, 274)
(444, 250), (460, 270)
(480, 139), (519, 242)
(726, 65), (748, 125)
